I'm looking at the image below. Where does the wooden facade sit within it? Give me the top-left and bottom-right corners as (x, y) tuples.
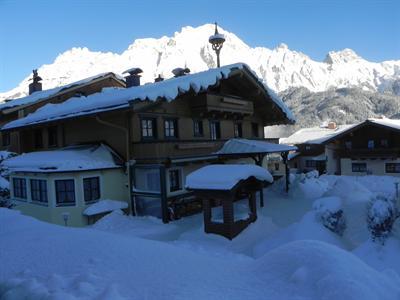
(2, 66), (293, 224)
(0, 73), (125, 153)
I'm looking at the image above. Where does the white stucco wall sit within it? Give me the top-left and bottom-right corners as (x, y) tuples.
(341, 158), (400, 177)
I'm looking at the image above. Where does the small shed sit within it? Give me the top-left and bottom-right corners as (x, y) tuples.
(186, 164), (273, 240)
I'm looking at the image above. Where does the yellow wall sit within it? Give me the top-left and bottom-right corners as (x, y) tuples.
(10, 168), (128, 227)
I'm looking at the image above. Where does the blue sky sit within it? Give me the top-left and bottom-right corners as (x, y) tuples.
(0, 0), (399, 92)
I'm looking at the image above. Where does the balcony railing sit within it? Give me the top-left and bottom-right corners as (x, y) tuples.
(338, 147), (400, 158)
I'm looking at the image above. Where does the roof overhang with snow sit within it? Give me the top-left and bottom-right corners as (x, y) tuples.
(185, 164), (273, 191)
(0, 72), (125, 114)
(3, 144), (124, 173)
(217, 138), (297, 156)
(321, 118), (400, 144)
(2, 63), (295, 131)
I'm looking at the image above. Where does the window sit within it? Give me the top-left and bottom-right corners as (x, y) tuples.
(55, 179), (75, 206)
(164, 119), (178, 138)
(134, 167), (161, 192)
(30, 179), (47, 203)
(274, 163), (280, 171)
(209, 121), (221, 140)
(169, 169), (182, 192)
(193, 120), (203, 137)
(381, 139), (388, 148)
(352, 163), (367, 172)
(367, 140), (375, 149)
(345, 141), (352, 149)
(305, 160), (317, 168)
(234, 122), (243, 138)
(386, 163), (400, 173)
(48, 126), (58, 147)
(141, 118), (157, 139)
(83, 177), (100, 203)
(251, 123), (259, 137)
(2, 132), (10, 147)
(34, 129), (43, 149)
(13, 178), (27, 199)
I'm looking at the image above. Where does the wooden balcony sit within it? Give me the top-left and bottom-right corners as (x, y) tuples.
(191, 94), (254, 117)
(338, 147), (400, 159)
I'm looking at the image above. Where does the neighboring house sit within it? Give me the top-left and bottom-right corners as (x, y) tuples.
(0, 71), (125, 153)
(3, 144), (127, 227)
(322, 118), (400, 176)
(2, 63), (295, 225)
(282, 118), (400, 177)
(281, 122), (355, 174)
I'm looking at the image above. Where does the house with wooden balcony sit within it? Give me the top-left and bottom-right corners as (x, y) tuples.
(1, 63), (295, 226)
(0, 71), (125, 153)
(281, 122), (355, 174)
(283, 118), (400, 176)
(321, 118), (400, 176)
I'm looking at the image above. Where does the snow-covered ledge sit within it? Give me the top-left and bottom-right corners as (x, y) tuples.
(83, 199), (128, 216)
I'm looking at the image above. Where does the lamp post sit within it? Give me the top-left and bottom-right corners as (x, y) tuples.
(209, 22), (226, 68)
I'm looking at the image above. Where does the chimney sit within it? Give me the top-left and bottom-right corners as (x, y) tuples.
(172, 67), (190, 77)
(28, 69), (42, 95)
(328, 121), (337, 130)
(154, 74), (164, 82)
(123, 67), (143, 88)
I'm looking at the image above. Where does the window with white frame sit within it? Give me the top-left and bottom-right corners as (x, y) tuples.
(169, 169), (182, 192)
(352, 163), (367, 172)
(13, 178), (27, 199)
(164, 119), (178, 138)
(209, 120), (220, 140)
(30, 179), (48, 203)
(386, 163), (400, 173)
(55, 179), (75, 206)
(83, 177), (100, 203)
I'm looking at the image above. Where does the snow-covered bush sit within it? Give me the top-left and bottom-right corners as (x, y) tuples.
(0, 151), (17, 207)
(313, 196), (346, 236)
(367, 196), (397, 244)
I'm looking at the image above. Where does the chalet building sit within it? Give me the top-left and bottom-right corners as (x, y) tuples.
(281, 122), (355, 174)
(322, 118), (400, 176)
(0, 71), (125, 153)
(283, 119), (400, 177)
(1, 63), (295, 226)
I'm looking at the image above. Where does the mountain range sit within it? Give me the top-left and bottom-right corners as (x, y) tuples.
(1, 23), (399, 127)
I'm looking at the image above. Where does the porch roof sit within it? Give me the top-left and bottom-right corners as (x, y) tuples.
(185, 164), (273, 191)
(217, 138), (297, 156)
(3, 143), (123, 173)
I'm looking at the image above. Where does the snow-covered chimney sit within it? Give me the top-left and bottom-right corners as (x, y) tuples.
(172, 67), (190, 77)
(123, 67), (143, 88)
(154, 74), (164, 82)
(328, 121), (337, 130)
(28, 69), (42, 95)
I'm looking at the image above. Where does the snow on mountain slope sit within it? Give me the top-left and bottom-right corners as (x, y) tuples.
(1, 24), (400, 102)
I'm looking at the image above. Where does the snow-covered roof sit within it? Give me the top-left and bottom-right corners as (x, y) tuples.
(280, 124), (356, 145)
(0, 72), (123, 112)
(2, 63), (294, 131)
(367, 118), (400, 131)
(185, 164), (273, 191)
(217, 139), (297, 155)
(83, 199), (128, 216)
(4, 144), (123, 173)
(320, 118), (400, 144)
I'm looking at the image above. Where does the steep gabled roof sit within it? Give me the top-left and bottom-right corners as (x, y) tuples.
(2, 63), (295, 131)
(321, 118), (400, 144)
(280, 124), (357, 145)
(0, 72), (125, 113)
